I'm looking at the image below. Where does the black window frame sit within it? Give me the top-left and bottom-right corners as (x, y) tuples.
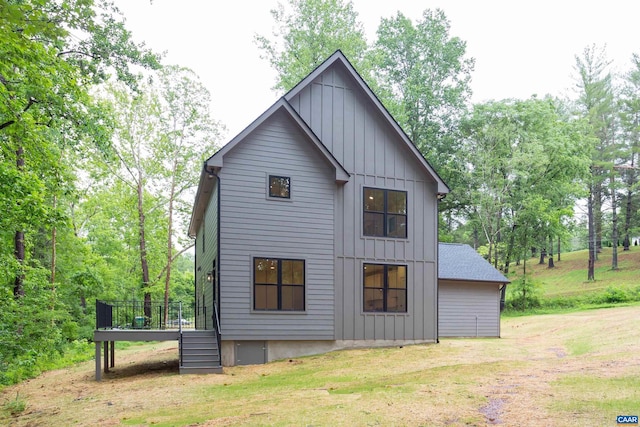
(363, 187), (407, 238)
(268, 175), (291, 199)
(253, 257), (305, 311)
(363, 263), (407, 313)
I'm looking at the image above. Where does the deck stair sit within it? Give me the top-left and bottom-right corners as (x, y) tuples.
(179, 330), (222, 374)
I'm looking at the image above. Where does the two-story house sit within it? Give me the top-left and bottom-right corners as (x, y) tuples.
(188, 50), (449, 367)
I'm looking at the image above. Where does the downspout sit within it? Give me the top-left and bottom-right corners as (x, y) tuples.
(435, 192), (446, 344)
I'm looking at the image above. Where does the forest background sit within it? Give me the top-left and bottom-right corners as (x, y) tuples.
(1, 0), (638, 386)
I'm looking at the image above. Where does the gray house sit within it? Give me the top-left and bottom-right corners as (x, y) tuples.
(189, 50), (449, 367)
(438, 243), (510, 338)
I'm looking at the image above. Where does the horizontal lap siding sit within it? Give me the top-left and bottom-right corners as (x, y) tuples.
(438, 281), (501, 337)
(290, 63), (439, 342)
(196, 182), (218, 331)
(219, 110), (335, 340)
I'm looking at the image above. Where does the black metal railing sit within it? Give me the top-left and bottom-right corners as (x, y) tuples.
(95, 300), (195, 330)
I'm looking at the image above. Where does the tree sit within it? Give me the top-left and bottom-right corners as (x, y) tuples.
(573, 45), (616, 280)
(619, 53), (640, 251)
(98, 67), (222, 322)
(255, 0), (369, 92)
(462, 98), (590, 272)
(0, 0), (159, 382)
(153, 66), (223, 323)
(371, 9), (475, 226)
(0, 0), (160, 297)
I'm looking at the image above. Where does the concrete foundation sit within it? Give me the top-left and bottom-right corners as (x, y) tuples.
(221, 338), (435, 366)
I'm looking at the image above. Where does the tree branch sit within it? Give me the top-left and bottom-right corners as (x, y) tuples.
(154, 242), (195, 282)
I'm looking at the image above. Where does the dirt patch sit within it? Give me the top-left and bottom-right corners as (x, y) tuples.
(479, 398), (504, 424)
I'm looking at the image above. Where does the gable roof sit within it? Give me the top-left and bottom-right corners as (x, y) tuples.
(285, 50), (449, 195)
(189, 97), (350, 238)
(206, 98), (350, 183)
(439, 243), (510, 284)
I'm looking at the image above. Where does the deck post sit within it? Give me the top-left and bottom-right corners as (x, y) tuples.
(110, 341), (115, 368)
(95, 341), (102, 381)
(104, 341), (109, 373)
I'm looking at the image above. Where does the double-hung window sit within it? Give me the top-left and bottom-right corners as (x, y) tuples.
(363, 188), (407, 238)
(363, 263), (407, 313)
(254, 258), (305, 311)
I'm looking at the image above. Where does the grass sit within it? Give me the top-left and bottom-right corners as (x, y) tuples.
(2, 305), (639, 426)
(510, 246), (640, 297)
(504, 246), (640, 314)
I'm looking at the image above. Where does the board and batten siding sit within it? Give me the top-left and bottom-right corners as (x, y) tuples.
(289, 62), (440, 342)
(438, 280), (501, 337)
(217, 109), (337, 340)
(195, 181), (218, 331)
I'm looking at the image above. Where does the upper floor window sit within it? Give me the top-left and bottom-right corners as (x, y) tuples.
(254, 258), (305, 311)
(363, 188), (407, 238)
(363, 263), (407, 313)
(269, 175), (291, 199)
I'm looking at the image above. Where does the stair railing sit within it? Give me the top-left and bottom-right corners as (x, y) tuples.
(178, 302), (183, 367)
(213, 302), (222, 365)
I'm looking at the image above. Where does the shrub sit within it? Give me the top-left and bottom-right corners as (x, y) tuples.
(592, 287), (630, 304)
(506, 276), (541, 311)
(3, 393), (27, 416)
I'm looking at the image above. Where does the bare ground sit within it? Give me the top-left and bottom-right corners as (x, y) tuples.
(2, 306), (639, 426)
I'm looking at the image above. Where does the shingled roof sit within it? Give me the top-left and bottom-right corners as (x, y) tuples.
(439, 243), (510, 283)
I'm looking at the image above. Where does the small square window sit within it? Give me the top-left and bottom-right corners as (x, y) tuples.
(269, 175), (291, 198)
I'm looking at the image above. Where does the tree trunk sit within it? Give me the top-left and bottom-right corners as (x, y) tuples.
(51, 195), (57, 288)
(611, 173), (618, 270)
(547, 236), (555, 268)
(163, 175), (176, 327)
(14, 231), (25, 297)
(14, 146), (25, 298)
(622, 166), (635, 251)
(137, 173), (151, 321)
(473, 226), (479, 250)
(504, 224), (517, 274)
(538, 247), (546, 265)
(557, 236), (561, 262)
(595, 185), (603, 254)
(587, 186), (596, 281)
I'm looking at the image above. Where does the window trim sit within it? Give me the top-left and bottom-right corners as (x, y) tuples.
(267, 174), (292, 200)
(363, 187), (408, 238)
(253, 257), (306, 312)
(363, 263), (408, 313)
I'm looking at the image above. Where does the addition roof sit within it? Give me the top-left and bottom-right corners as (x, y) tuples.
(439, 243), (510, 284)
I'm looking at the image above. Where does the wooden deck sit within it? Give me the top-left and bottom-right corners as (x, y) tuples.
(93, 329), (181, 381)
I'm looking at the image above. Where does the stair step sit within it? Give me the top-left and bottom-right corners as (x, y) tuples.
(179, 329), (222, 374)
(180, 366), (223, 374)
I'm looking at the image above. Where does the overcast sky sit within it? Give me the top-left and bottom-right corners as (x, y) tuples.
(113, 0), (640, 139)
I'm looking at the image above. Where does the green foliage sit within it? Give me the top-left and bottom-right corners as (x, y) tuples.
(255, 0), (369, 92)
(3, 393), (26, 416)
(506, 276), (541, 311)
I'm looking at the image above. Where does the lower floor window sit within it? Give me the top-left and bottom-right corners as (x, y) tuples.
(363, 263), (407, 312)
(254, 258), (305, 311)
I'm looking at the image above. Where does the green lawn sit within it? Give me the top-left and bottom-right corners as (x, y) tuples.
(506, 246), (640, 302)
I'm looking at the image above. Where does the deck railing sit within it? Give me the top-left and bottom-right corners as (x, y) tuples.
(95, 300), (194, 330)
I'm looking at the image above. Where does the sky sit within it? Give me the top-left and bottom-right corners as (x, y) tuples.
(113, 0), (640, 140)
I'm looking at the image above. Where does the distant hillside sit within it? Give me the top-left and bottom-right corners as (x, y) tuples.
(506, 246), (640, 303)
